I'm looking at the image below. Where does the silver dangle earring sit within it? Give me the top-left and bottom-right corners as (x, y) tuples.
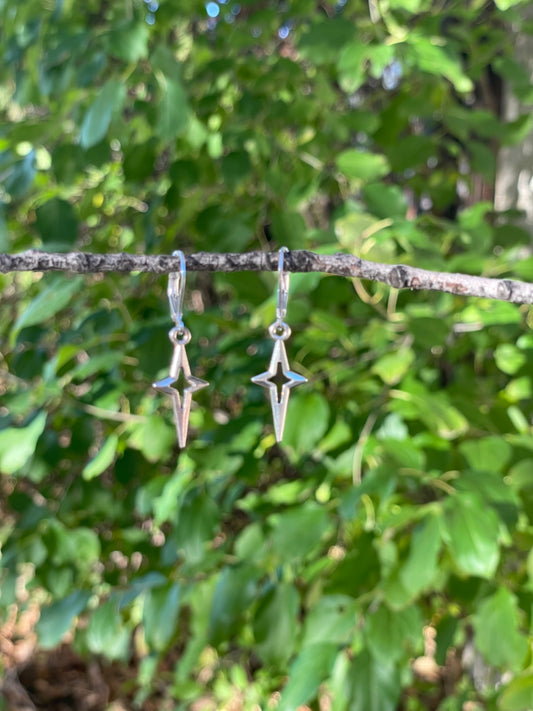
(251, 247), (307, 442)
(153, 250), (209, 448)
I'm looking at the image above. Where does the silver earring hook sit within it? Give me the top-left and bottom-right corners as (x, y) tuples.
(168, 250), (186, 328)
(276, 246), (290, 321)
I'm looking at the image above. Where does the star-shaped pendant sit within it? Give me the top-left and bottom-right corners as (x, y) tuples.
(251, 338), (307, 442)
(153, 342), (209, 448)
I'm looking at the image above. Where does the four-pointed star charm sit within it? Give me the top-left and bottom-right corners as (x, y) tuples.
(153, 342), (209, 448)
(251, 339), (307, 442)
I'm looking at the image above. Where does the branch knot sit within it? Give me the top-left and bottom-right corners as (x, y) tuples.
(389, 265), (410, 290)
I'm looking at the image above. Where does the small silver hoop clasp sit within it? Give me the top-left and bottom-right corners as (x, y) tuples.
(268, 320), (292, 341)
(168, 250), (186, 328)
(169, 325), (192, 346)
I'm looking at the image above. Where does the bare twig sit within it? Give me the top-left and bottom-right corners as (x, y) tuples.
(0, 249), (532, 304)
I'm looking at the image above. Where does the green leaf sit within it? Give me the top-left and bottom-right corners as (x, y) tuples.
(35, 198), (78, 248)
(0, 205), (8, 251)
(508, 459), (533, 493)
(70, 352), (123, 381)
(70, 527), (101, 567)
(494, 0), (525, 9)
(269, 503), (331, 563)
(3, 150), (36, 198)
(270, 209), (308, 249)
(459, 436), (512, 473)
(390, 385), (468, 439)
(143, 582), (181, 652)
(503, 113), (533, 146)
(372, 348), (415, 386)
(221, 151), (252, 190)
(336, 150), (390, 182)
(283, 392), (330, 453)
(253, 583), (299, 666)
(472, 588), (527, 670)
(302, 595), (358, 647)
(386, 135), (435, 173)
(278, 643), (338, 711)
(381, 438), (425, 470)
(82, 434), (119, 480)
(348, 650), (401, 711)
(443, 493), (500, 578)
(36, 590), (91, 649)
(110, 21), (149, 63)
(367, 44), (395, 79)
(363, 183), (407, 218)
(12, 276), (83, 341)
(388, 0), (424, 11)
(407, 35), (473, 92)
(500, 673), (533, 711)
(337, 44), (366, 93)
(123, 140), (157, 183)
(0, 412), (46, 475)
(209, 565), (258, 645)
(156, 78), (189, 141)
(118, 572), (168, 610)
(151, 45), (182, 78)
(87, 599), (130, 661)
(138, 415), (175, 463)
(399, 515), (442, 599)
(175, 491), (220, 566)
(469, 140), (496, 180)
(335, 211), (383, 252)
(298, 17), (354, 64)
(151, 461), (194, 525)
(435, 615), (459, 666)
(377, 413), (408, 441)
(495, 344), (527, 375)
(366, 604), (421, 662)
(44, 521), (100, 570)
(80, 80), (125, 149)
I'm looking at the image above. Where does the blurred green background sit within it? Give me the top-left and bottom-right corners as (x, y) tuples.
(2, 1), (533, 709)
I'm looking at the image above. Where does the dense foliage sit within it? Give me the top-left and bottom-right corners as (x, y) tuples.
(2, 0), (533, 708)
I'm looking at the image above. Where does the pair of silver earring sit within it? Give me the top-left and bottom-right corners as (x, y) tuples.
(152, 247), (307, 447)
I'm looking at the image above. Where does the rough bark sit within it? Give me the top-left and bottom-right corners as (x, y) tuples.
(1, 249), (533, 304)
(495, 4), (533, 235)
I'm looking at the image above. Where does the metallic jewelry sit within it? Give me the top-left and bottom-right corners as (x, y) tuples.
(251, 247), (307, 442)
(153, 250), (208, 448)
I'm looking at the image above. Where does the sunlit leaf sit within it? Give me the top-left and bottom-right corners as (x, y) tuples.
(443, 493), (501, 578)
(0, 412), (47, 474)
(82, 434), (119, 480)
(473, 588), (527, 670)
(12, 276), (83, 340)
(500, 673), (533, 711)
(283, 391), (330, 453)
(336, 150), (390, 181)
(80, 79), (125, 148)
(110, 21), (149, 63)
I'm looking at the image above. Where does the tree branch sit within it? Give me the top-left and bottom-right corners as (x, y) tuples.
(0, 249), (531, 304)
